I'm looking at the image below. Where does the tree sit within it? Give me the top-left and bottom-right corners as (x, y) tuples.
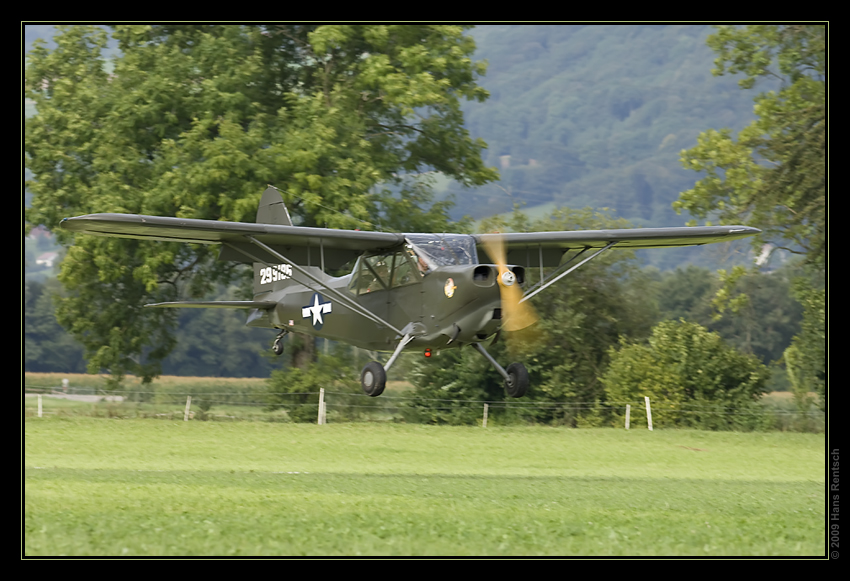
(261, 345), (363, 423)
(651, 264), (804, 366)
(159, 292), (277, 378)
(675, 25), (825, 271)
(784, 277), (825, 411)
(24, 278), (87, 373)
(673, 25), (825, 413)
(602, 320), (770, 430)
(25, 25), (497, 385)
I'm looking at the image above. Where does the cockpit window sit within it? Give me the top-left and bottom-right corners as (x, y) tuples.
(348, 246), (423, 295)
(405, 234), (478, 270)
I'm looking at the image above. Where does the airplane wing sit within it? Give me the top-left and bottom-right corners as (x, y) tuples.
(60, 213), (405, 268)
(475, 225), (761, 267)
(61, 214), (760, 270)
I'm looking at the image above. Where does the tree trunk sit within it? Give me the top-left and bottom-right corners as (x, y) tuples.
(291, 332), (317, 369)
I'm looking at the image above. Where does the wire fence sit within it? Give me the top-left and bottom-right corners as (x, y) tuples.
(24, 383), (824, 431)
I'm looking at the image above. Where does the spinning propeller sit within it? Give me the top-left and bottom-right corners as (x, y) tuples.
(481, 234), (539, 332)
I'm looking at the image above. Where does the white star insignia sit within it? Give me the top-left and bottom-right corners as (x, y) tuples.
(302, 294), (332, 326)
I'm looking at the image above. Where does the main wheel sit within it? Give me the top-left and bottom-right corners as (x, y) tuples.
(272, 337), (284, 356)
(361, 361), (387, 397)
(505, 362), (529, 398)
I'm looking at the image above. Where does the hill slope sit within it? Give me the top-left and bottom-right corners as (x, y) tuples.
(448, 24), (766, 231)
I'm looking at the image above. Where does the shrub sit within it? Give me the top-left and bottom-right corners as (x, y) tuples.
(602, 320), (770, 430)
(261, 346), (362, 423)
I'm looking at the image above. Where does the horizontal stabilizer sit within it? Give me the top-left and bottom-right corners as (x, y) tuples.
(144, 300), (277, 309)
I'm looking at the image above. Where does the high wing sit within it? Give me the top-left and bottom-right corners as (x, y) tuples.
(60, 213), (405, 268)
(475, 225), (761, 267)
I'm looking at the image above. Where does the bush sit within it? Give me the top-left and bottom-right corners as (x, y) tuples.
(261, 346), (363, 423)
(602, 320), (770, 430)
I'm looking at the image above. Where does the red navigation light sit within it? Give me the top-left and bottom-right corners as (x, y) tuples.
(424, 349), (432, 358)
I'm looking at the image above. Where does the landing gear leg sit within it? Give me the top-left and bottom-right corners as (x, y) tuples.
(272, 329), (287, 356)
(360, 333), (414, 397)
(470, 342), (529, 398)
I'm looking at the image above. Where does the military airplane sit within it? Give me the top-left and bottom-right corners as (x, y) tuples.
(60, 187), (760, 398)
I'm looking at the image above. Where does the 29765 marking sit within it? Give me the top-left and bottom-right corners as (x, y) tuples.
(260, 264), (292, 285)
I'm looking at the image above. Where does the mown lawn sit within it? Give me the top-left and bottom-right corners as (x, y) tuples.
(24, 418), (826, 556)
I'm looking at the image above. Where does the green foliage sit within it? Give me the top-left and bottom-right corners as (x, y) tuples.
(601, 339), (686, 428)
(650, 263), (804, 367)
(25, 25), (497, 384)
(602, 320), (770, 430)
(784, 277), (825, 411)
(675, 25), (825, 271)
(445, 24), (765, 236)
(160, 289), (277, 378)
(674, 26), (825, 419)
(403, 347), (506, 425)
(518, 208), (657, 415)
(650, 265), (715, 322)
(24, 278), (87, 373)
(261, 345), (362, 423)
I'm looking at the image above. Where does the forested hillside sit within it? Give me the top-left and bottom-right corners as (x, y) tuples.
(444, 25), (766, 228)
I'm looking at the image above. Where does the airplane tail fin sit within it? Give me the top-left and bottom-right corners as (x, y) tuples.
(257, 186), (292, 227)
(254, 187), (296, 294)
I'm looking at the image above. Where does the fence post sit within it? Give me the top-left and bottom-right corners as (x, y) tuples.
(625, 404), (630, 430)
(483, 403), (488, 428)
(318, 388), (325, 425)
(184, 396), (192, 421)
(38, 394), (42, 418)
(645, 396), (653, 431)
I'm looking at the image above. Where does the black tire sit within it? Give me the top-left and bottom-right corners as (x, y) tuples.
(361, 361), (387, 397)
(272, 338), (284, 356)
(505, 362), (529, 398)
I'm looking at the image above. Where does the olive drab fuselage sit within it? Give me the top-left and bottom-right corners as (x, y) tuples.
(246, 238), (508, 352)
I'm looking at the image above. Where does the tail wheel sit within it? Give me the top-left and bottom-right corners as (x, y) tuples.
(505, 362), (528, 398)
(361, 361), (387, 397)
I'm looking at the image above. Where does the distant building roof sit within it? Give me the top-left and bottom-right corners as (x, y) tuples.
(35, 252), (58, 267)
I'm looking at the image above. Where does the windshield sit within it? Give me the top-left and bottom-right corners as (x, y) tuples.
(405, 234), (478, 271)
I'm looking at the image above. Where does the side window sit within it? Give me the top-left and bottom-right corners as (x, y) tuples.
(347, 256), (364, 295)
(363, 255), (391, 293)
(349, 249), (422, 295)
(391, 249), (421, 288)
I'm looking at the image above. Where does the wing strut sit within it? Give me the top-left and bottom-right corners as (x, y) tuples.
(226, 236), (405, 336)
(520, 242), (617, 304)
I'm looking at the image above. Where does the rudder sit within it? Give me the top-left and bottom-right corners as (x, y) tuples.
(256, 186), (292, 226)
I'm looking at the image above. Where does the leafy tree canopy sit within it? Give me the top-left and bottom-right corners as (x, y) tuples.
(602, 320), (770, 430)
(25, 25), (498, 385)
(674, 25), (825, 410)
(675, 25), (825, 271)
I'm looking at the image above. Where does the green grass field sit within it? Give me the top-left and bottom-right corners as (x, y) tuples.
(24, 418), (826, 556)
